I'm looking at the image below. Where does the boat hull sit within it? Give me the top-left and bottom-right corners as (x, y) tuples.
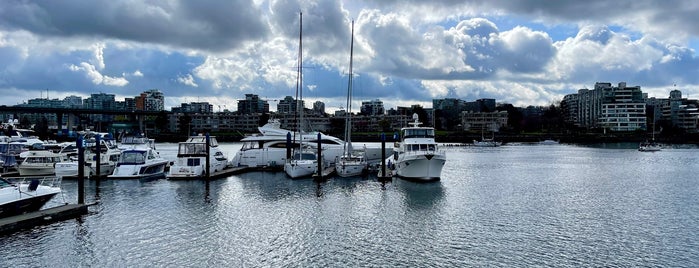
(167, 157), (228, 180)
(17, 166), (55, 177)
(0, 192), (59, 218)
(392, 153), (446, 182)
(284, 160), (316, 179)
(108, 160), (168, 179)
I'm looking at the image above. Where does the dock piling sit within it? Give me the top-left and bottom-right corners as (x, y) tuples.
(77, 136), (85, 204)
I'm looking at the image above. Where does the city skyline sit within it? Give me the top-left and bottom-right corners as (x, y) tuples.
(1, 1), (699, 112)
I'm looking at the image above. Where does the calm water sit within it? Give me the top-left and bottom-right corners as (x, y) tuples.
(2, 143), (699, 267)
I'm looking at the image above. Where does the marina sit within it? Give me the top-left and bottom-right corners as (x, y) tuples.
(1, 142), (698, 266)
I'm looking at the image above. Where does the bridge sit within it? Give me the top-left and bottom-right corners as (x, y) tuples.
(0, 105), (172, 133)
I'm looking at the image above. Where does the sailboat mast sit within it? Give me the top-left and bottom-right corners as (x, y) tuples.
(293, 12), (303, 148)
(344, 20), (355, 154)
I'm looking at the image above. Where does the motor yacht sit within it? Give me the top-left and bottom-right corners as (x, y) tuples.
(167, 135), (229, 179)
(387, 114), (446, 181)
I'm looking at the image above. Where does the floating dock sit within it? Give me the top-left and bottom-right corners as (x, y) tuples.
(0, 203), (93, 235)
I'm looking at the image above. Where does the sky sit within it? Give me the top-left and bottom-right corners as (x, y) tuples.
(1, 0), (699, 112)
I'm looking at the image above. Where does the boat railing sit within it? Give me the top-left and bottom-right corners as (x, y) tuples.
(4, 176), (62, 191)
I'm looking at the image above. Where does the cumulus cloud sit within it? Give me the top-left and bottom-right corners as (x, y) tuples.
(69, 62), (129, 87)
(0, 0), (269, 52)
(177, 74), (198, 87)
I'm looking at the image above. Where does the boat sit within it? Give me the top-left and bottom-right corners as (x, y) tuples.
(16, 150), (63, 176)
(335, 20), (368, 177)
(118, 135), (156, 150)
(167, 135), (229, 179)
(0, 176), (62, 218)
(108, 146), (169, 179)
(639, 113), (662, 152)
(472, 138), (502, 147)
(84, 136), (121, 177)
(473, 121), (501, 147)
(387, 113), (446, 181)
(538, 139), (560, 145)
(53, 133), (120, 178)
(284, 12), (318, 179)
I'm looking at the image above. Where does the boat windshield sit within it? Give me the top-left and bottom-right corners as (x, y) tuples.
(178, 143), (206, 156)
(0, 178), (13, 189)
(119, 151), (146, 164)
(293, 152), (316, 160)
(404, 143), (437, 152)
(403, 128), (434, 139)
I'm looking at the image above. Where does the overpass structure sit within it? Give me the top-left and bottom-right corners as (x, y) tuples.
(0, 105), (170, 133)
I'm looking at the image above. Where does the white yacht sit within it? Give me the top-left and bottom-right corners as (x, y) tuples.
(17, 150), (63, 176)
(0, 176), (61, 218)
(167, 135), (229, 179)
(108, 146), (169, 179)
(118, 135), (156, 150)
(473, 138), (502, 147)
(232, 119), (389, 170)
(387, 114), (446, 181)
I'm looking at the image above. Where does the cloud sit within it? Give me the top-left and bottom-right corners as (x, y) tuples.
(69, 62), (129, 87)
(177, 74), (198, 87)
(0, 0), (269, 52)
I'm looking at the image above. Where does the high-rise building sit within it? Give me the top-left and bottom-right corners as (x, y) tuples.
(360, 99), (384, 115)
(313, 101), (325, 115)
(237, 94), (269, 114)
(277, 96), (303, 114)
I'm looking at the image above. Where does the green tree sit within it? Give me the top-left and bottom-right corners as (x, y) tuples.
(154, 111), (169, 133)
(178, 113), (192, 135)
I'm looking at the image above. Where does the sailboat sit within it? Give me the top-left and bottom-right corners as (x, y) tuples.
(473, 122), (501, 147)
(335, 20), (368, 177)
(284, 12), (318, 179)
(639, 111), (661, 152)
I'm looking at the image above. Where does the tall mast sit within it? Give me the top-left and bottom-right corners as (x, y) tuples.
(293, 12), (303, 147)
(344, 20), (355, 155)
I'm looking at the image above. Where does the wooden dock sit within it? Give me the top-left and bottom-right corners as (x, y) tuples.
(0, 203), (93, 235)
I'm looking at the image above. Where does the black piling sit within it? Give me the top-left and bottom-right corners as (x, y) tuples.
(314, 133), (324, 181)
(286, 132), (291, 161)
(77, 136), (85, 205)
(95, 134), (101, 181)
(205, 133), (211, 180)
(378, 133), (390, 181)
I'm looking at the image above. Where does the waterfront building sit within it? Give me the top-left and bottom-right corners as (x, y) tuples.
(562, 82), (645, 131)
(360, 99), (385, 116)
(172, 102), (213, 114)
(312, 101), (325, 115)
(136, 89), (165, 111)
(662, 90), (699, 132)
(237, 94), (269, 114)
(461, 111), (508, 132)
(599, 82), (646, 132)
(277, 96), (303, 114)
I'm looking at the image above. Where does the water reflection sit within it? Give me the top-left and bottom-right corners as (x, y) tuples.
(394, 179), (445, 211)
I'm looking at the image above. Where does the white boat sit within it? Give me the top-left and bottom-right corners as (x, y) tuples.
(0, 176), (61, 218)
(17, 150), (63, 176)
(167, 135), (229, 179)
(639, 115), (661, 152)
(538, 139), (560, 145)
(233, 122), (390, 171)
(472, 138), (502, 147)
(53, 135), (121, 179)
(284, 13), (318, 179)
(108, 146), (169, 179)
(335, 20), (367, 178)
(284, 150), (318, 179)
(84, 137), (121, 177)
(387, 114), (446, 181)
(638, 141), (662, 152)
